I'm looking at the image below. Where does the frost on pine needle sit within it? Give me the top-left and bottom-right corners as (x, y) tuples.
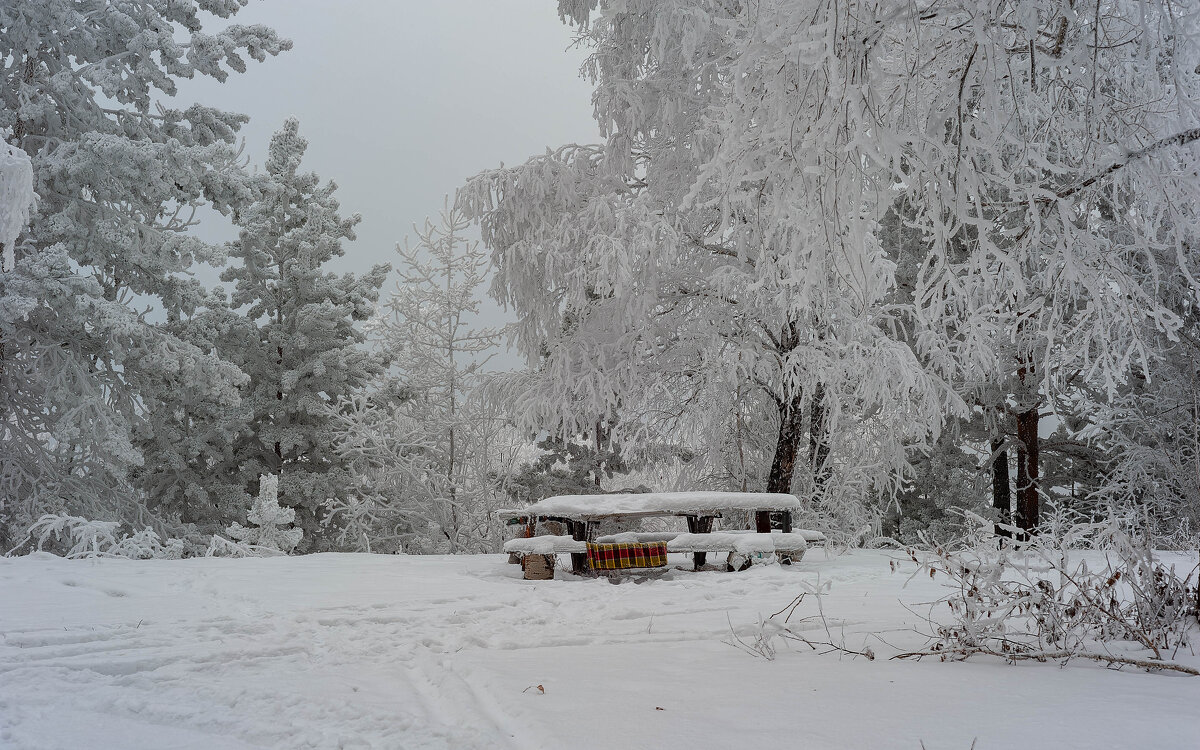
(225, 475), (303, 554)
(0, 143), (34, 272)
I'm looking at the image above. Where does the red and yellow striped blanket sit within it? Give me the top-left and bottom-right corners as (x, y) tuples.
(586, 541), (668, 570)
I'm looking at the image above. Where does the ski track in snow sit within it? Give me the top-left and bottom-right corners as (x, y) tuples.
(1, 551), (1198, 749)
(0, 554), (783, 749)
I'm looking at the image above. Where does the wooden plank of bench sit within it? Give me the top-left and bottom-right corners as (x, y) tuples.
(503, 535), (587, 555)
(724, 528), (826, 543)
(594, 531), (681, 544)
(667, 532), (808, 567)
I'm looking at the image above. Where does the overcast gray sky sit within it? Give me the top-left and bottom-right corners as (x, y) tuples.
(181, 1), (597, 299)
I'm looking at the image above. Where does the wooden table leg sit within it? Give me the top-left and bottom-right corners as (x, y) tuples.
(570, 520), (589, 575)
(755, 510), (772, 533)
(686, 515), (714, 570)
(778, 511), (794, 564)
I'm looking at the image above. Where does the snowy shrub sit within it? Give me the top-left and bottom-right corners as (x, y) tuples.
(900, 512), (1199, 674)
(11, 513), (186, 559)
(107, 527), (187, 560)
(226, 475), (303, 554)
(203, 534), (268, 558)
(320, 492), (407, 554)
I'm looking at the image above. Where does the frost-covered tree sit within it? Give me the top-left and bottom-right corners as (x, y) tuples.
(385, 200), (503, 505)
(1098, 351), (1200, 544)
(323, 385), (441, 552)
(133, 294), (257, 527)
(339, 200), (505, 552)
(464, 0), (1200, 539)
(222, 119), (388, 546)
(227, 474), (302, 554)
(0, 1), (289, 546)
(1090, 230), (1200, 543)
(460, 2), (959, 536)
(871, 0), (1200, 531)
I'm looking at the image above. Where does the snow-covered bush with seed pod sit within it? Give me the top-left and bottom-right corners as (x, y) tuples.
(899, 511), (1200, 675)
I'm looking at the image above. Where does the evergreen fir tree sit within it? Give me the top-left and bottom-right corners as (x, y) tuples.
(227, 474), (303, 554)
(223, 119), (388, 546)
(0, 1), (289, 546)
(134, 293), (258, 527)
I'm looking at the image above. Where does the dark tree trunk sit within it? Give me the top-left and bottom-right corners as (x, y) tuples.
(275, 343), (284, 462)
(593, 419), (604, 487)
(766, 393), (804, 493)
(1015, 407), (1040, 532)
(1014, 361), (1040, 534)
(991, 437), (1011, 522)
(761, 387), (804, 531)
(809, 381), (831, 493)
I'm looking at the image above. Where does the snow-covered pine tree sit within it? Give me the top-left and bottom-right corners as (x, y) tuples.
(222, 119), (388, 547)
(133, 292), (258, 528)
(0, 1), (289, 547)
(227, 474), (303, 554)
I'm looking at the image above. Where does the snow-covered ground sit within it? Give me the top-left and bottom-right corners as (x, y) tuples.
(2, 550), (1197, 749)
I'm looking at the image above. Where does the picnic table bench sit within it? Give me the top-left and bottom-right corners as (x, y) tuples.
(499, 491), (826, 577)
(594, 529), (828, 546)
(503, 529), (818, 575)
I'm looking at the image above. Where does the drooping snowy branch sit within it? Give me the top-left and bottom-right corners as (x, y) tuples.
(0, 143), (34, 272)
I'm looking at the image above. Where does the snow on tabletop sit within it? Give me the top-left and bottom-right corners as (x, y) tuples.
(502, 535), (587, 555)
(498, 491), (802, 520)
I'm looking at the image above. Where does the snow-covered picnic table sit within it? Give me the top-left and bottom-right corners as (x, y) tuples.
(499, 492), (826, 576)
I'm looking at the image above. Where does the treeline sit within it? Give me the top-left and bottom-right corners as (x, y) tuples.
(457, 0), (1200, 547)
(0, 3), (500, 555)
(5, 2), (1200, 557)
